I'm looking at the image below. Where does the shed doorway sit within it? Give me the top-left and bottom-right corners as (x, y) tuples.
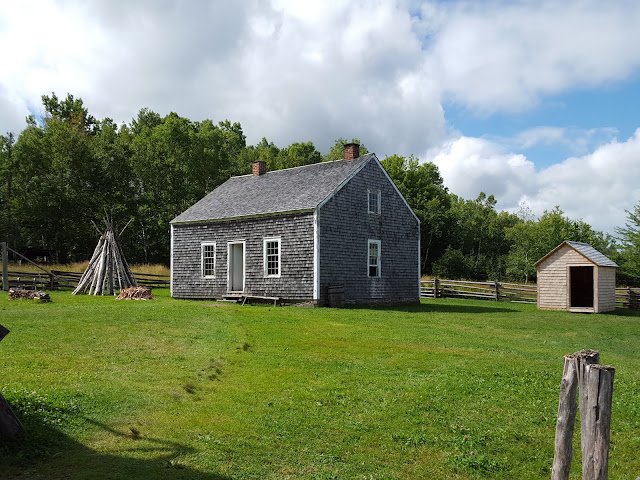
(228, 242), (245, 292)
(570, 266), (594, 309)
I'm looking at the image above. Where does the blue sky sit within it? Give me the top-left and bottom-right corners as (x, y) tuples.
(1, 0), (639, 233)
(445, 78), (640, 168)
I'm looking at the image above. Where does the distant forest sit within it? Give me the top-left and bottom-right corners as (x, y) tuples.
(1, 93), (639, 284)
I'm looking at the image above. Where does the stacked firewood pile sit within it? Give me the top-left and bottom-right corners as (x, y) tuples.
(9, 289), (51, 302)
(73, 218), (137, 296)
(116, 286), (155, 300)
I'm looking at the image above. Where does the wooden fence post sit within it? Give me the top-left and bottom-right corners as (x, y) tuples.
(582, 364), (615, 480)
(494, 280), (500, 301)
(630, 289), (640, 310)
(551, 353), (579, 480)
(552, 350), (606, 480)
(575, 349), (600, 474)
(1, 242), (8, 292)
(433, 278), (439, 299)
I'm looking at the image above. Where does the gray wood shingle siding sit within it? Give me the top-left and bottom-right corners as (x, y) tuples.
(171, 153), (420, 304)
(172, 213), (314, 299)
(318, 159), (419, 305)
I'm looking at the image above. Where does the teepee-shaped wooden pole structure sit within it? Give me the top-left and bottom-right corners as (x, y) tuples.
(72, 218), (137, 296)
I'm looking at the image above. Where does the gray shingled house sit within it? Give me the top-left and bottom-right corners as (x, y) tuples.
(170, 144), (420, 305)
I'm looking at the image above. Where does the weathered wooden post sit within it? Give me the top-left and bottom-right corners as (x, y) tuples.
(494, 280), (500, 301)
(0, 324), (27, 438)
(1, 241), (8, 292)
(582, 364), (615, 480)
(433, 278), (439, 299)
(576, 350), (600, 473)
(551, 354), (579, 480)
(551, 350), (614, 480)
(630, 289), (640, 310)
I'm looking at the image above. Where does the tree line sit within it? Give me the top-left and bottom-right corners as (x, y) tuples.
(1, 93), (638, 284)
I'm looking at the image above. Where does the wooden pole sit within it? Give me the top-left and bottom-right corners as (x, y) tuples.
(574, 349), (600, 474)
(582, 364), (615, 480)
(1, 242), (8, 292)
(551, 354), (579, 480)
(433, 278), (439, 299)
(4, 245), (59, 282)
(494, 280), (500, 301)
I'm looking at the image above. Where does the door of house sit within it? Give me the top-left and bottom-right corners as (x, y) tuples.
(569, 266), (594, 308)
(228, 242), (245, 292)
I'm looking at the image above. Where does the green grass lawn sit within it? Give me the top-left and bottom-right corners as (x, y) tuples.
(1, 291), (639, 479)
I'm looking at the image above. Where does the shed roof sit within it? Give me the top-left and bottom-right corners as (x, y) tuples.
(171, 154), (375, 223)
(534, 241), (619, 268)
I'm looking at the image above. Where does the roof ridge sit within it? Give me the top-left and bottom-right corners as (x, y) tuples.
(171, 153), (375, 224)
(233, 153), (375, 178)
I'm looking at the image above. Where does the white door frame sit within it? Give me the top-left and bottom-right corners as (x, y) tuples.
(227, 241), (246, 293)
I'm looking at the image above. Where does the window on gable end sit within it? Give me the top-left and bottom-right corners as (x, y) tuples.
(368, 189), (381, 214)
(368, 239), (381, 277)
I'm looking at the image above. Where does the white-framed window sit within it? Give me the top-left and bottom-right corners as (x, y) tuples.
(263, 237), (281, 277)
(201, 242), (216, 278)
(368, 239), (381, 277)
(368, 189), (381, 214)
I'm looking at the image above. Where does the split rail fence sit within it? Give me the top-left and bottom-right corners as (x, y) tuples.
(420, 278), (640, 310)
(0, 269), (169, 291)
(421, 278), (537, 304)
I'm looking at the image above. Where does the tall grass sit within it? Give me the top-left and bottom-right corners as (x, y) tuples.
(2, 262), (169, 276)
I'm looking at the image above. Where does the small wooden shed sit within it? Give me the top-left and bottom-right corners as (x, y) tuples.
(535, 241), (618, 313)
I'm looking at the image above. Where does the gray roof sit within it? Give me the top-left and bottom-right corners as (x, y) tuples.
(536, 240), (618, 267)
(171, 154), (375, 223)
(565, 241), (618, 267)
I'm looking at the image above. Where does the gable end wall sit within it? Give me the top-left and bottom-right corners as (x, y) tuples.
(318, 159), (419, 305)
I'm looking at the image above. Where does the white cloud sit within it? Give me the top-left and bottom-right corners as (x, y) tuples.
(1, 0), (640, 153)
(423, 1), (640, 113)
(429, 130), (640, 233)
(535, 129), (640, 232)
(495, 126), (620, 155)
(513, 127), (568, 150)
(428, 135), (537, 206)
(1, 0), (640, 233)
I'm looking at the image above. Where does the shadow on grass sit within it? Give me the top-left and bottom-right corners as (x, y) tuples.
(341, 301), (521, 315)
(604, 307), (640, 317)
(1, 408), (231, 480)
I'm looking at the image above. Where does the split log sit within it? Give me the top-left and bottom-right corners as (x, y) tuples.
(116, 286), (154, 300)
(575, 349), (600, 473)
(551, 354), (579, 480)
(582, 364), (615, 480)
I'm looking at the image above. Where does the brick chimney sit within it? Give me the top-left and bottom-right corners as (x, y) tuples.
(344, 143), (360, 161)
(252, 161), (266, 176)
